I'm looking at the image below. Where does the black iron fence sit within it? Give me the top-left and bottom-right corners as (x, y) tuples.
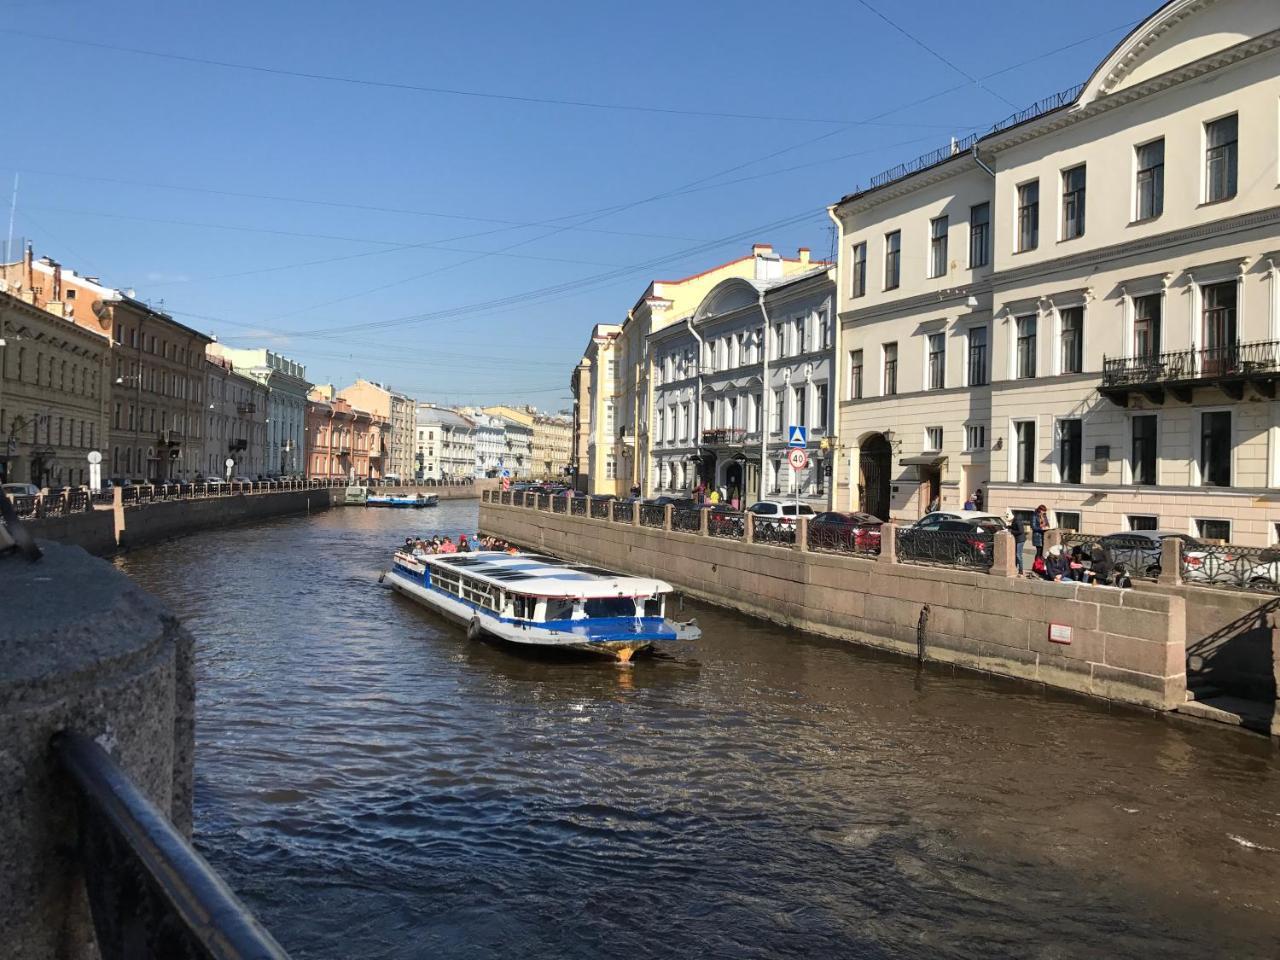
(570, 496), (588, 516)
(1102, 339), (1280, 388)
(639, 504), (666, 528)
(707, 510), (744, 540)
(672, 507), (702, 534)
(1181, 543), (1280, 593)
(896, 527), (994, 569)
(590, 498), (610, 520)
(752, 519), (795, 547)
(808, 521), (881, 557)
(53, 731), (290, 959)
(551, 496), (568, 514)
(612, 500), (634, 523)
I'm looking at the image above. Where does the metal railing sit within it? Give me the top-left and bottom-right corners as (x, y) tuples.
(612, 500), (634, 523)
(700, 428), (747, 445)
(868, 132), (981, 189)
(808, 521), (881, 556)
(672, 507), (702, 534)
(752, 519), (796, 547)
(639, 503), (666, 528)
(896, 527), (994, 569)
(1102, 340), (1280, 388)
(551, 496), (568, 514)
(570, 496), (588, 516)
(1181, 543), (1280, 593)
(988, 83), (1084, 135)
(590, 498), (610, 519)
(53, 731), (290, 959)
(707, 510), (744, 540)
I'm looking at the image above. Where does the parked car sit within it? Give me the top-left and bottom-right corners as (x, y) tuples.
(1096, 530), (1201, 578)
(747, 500), (816, 530)
(645, 495), (700, 509)
(707, 505), (745, 537)
(913, 510), (1006, 529)
(2, 482), (41, 498)
(897, 518), (994, 564)
(809, 511), (883, 551)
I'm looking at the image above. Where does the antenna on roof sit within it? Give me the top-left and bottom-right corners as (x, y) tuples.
(4, 173), (17, 267)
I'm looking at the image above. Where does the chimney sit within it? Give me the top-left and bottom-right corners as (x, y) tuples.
(23, 242), (33, 288)
(753, 243), (782, 282)
(798, 247), (811, 266)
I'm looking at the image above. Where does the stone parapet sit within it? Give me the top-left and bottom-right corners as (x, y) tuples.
(0, 542), (194, 958)
(481, 501), (1188, 711)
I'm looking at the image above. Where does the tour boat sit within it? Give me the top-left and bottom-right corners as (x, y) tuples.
(383, 550), (700, 662)
(345, 485), (368, 505)
(367, 493), (438, 508)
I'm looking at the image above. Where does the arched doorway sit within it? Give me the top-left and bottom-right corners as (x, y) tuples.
(859, 434), (892, 521)
(724, 460), (743, 501)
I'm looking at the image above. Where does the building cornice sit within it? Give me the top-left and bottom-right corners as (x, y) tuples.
(837, 279), (995, 324)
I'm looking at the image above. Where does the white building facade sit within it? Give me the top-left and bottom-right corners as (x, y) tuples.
(468, 412), (507, 478)
(207, 345), (311, 477)
(414, 405), (476, 481)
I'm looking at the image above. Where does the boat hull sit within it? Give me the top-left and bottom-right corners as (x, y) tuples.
(385, 565), (696, 661)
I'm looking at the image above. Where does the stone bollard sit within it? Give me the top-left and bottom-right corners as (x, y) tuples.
(607, 499), (616, 522)
(631, 500), (641, 527)
(1159, 536), (1182, 586)
(879, 522), (898, 564)
(795, 516), (809, 552)
(991, 530), (1016, 577)
(744, 511), (755, 544)
(663, 504), (673, 532)
(698, 506), (709, 536)
(0, 542), (194, 958)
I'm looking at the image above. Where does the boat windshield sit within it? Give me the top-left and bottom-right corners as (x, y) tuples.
(544, 598), (576, 621)
(583, 597), (637, 619)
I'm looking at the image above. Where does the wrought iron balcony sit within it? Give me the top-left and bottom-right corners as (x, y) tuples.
(1100, 340), (1280, 406)
(156, 429), (183, 445)
(700, 428), (747, 446)
(236, 402), (256, 414)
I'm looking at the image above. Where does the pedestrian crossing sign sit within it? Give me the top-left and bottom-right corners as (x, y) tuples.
(788, 425), (807, 447)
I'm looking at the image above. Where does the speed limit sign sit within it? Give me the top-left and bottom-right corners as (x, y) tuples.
(787, 448), (809, 470)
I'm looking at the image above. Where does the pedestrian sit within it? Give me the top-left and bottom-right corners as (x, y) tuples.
(709, 488), (721, 505)
(1043, 544), (1071, 581)
(973, 488), (984, 511)
(1009, 511), (1027, 575)
(1031, 504), (1050, 559)
(963, 493), (976, 510)
(729, 485), (740, 510)
(630, 484), (641, 499)
(1088, 541), (1111, 586)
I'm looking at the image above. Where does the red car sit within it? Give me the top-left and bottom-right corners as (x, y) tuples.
(809, 511), (883, 552)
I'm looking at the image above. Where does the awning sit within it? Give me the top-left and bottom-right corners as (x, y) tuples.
(899, 454), (947, 467)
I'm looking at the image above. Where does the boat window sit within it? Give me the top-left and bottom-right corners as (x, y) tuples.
(544, 598), (576, 621)
(457, 573), (500, 611)
(643, 596), (664, 617)
(511, 595), (535, 620)
(583, 597), (637, 619)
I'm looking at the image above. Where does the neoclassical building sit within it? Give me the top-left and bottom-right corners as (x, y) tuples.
(832, 0), (1280, 543)
(208, 345), (312, 477)
(649, 265), (836, 504)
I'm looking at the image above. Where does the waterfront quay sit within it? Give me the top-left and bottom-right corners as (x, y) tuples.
(4, 501), (1280, 957)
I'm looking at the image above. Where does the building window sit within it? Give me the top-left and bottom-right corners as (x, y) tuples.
(882, 342), (898, 396)
(926, 332), (945, 390)
(771, 390), (783, 434)
(1205, 114), (1238, 203)
(1200, 411), (1231, 487)
(1059, 306), (1083, 374)
(1016, 315), (1037, 379)
(967, 326), (988, 386)
(1133, 294), (1161, 359)
(968, 202), (990, 269)
(772, 324), (785, 361)
(605, 456), (617, 480)
(1017, 180), (1039, 252)
(1135, 138), (1164, 221)
(1056, 512), (1081, 532)
(851, 242), (867, 298)
(1196, 518), (1231, 542)
(849, 350), (864, 400)
(1014, 420), (1036, 483)
(816, 310), (831, 350)
(1058, 418), (1082, 484)
(964, 424), (986, 451)
(814, 383), (828, 430)
(1202, 281), (1237, 362)
(884, 230), (901, 290)
(1131, 415), (1157, 485)
(928, 216), (948, 279)
(792, 385), (806, 429)
(924, 426), (942, 452)
(1061, 165), (1086, 240)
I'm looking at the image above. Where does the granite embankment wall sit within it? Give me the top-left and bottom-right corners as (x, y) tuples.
(480, 501), (1188, 711)
(21, 479), (495, 556)
(0, 543), (194, 958)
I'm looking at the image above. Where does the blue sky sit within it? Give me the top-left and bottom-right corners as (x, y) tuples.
(2, 0), (1157, 408)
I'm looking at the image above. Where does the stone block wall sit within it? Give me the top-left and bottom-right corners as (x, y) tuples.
(481, 501), (1187, 711)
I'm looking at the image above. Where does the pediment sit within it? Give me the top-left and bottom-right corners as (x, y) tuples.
(694, 278), (760, 323)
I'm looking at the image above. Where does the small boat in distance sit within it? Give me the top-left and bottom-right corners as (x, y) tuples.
(367, 493), (439, 508)
(384, 550), (699, 662)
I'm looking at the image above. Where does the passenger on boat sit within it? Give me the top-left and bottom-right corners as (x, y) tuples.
(458, 536), (471, 553)
(438, 537), (458, 554)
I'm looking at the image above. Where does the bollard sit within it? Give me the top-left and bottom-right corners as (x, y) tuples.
(879, 522), (898, 563)
(1158, 536), (1182, 586)
(990, 530), (1016, 577)
(744, 511), (755, 544)
(795, 516), (809, 552)
(664, 504), (673, 532)
(607, 499), (616, 522)
(698, 506), (708, 536)
(631, 499), (641, 527)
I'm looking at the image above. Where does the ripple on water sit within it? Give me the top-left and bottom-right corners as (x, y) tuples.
(117, 503), (1280, 959)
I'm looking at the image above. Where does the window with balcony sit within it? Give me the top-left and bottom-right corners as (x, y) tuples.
(1059, 307), (1083, 374)
(926, 332), (945, 390)
(1133, 294), (1162, 359)
(966, 326), (988, 386)
(1061, 165), (1086, 240)
(1017, 180), (1039, 252)
(849, 349), (864, 400)
(851, 242), (867, 298)
(1205, 114), (1238, 203)
(929, 216), (948, 279)
(1200, 411), (1231, 487)
(1014, 420), (1036, 483)
(1135, 139), (1164, 221)
(1201, 281), (1237, 368)
(1057, 418), (1082, 484)
(884, 231), (901, 290)
(969, 202), (990, 268)
(882, 342), (898, 396)
(1131, 414), (1157, 485)
(1016, 315), (1037, 379)
(814, 383), (828, 430)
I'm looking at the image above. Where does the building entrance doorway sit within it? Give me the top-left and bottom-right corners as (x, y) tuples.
(858, 434), (892, 521)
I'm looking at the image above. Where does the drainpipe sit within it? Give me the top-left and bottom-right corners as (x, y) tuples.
(971, 142), (996, 178)
(685, 313), (705, 492)
(757, 290), (772, 503)
(824, 207), (844, 510)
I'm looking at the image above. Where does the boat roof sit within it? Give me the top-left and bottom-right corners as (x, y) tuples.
(423, 551), (673, 598)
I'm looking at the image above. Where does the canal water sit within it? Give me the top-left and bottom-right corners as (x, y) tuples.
(114, 502), (1280, 959)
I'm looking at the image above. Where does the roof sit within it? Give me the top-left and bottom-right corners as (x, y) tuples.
(425, 551), (673, 598)
(415, 406), (474, 430)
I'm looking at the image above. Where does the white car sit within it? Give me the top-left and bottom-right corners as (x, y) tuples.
(2, 482), (41, 497)
(747, 500), (816, 530)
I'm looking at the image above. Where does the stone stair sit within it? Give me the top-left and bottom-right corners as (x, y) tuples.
(1177, 685), (1273, 733)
